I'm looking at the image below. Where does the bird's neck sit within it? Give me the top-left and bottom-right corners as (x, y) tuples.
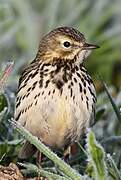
(35, 48), (83, 67)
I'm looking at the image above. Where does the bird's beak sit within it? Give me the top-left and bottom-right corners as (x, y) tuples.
(82, 42), (100, 50)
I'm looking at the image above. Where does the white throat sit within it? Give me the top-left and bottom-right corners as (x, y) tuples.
(78, 50), (92, 63)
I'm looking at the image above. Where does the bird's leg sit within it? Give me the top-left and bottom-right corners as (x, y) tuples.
(36, 151), (48, 180)
(36, 150), (43, 167)
(63, 146), (71, 163)
(64, 143), (78, 163)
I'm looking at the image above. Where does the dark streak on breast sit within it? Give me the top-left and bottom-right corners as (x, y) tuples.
(54, 79), (64, 89)
(15, 111), (21, 121)
(70, 88), (73, 97)
(88, 86), (96, 101)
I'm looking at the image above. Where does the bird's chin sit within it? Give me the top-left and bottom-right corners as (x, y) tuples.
(78, 50), (92, 63)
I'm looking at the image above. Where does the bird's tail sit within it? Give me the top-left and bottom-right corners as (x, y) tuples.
(19, 141), (37, 159)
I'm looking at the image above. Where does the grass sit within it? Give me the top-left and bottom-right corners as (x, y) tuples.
(0, 0), (121, 179)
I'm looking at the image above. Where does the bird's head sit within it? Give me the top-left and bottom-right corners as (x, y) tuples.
(37, 27), (99, 64)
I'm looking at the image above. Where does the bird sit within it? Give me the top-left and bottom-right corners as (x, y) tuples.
(14, 26), (99, 160)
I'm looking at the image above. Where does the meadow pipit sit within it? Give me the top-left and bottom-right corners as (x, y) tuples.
(15, 27), (99, 159)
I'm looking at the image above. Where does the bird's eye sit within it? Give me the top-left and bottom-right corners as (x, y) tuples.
(63, 41), (71, 48)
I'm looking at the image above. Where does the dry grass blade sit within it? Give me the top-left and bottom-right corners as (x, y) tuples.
(0, 61), (14, 92)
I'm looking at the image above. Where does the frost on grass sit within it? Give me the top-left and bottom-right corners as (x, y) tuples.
(86, 129), (108, 180)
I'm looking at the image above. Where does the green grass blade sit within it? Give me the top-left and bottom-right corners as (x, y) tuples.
(101, 80), (121, 123)
(19, 162), (69, 180)
(106, 154), (121, 180)
(86, 129), (108, 180)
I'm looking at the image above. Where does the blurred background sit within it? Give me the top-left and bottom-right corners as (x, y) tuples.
(0, 0), (121, 89)
(0, 0), (121, 172)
